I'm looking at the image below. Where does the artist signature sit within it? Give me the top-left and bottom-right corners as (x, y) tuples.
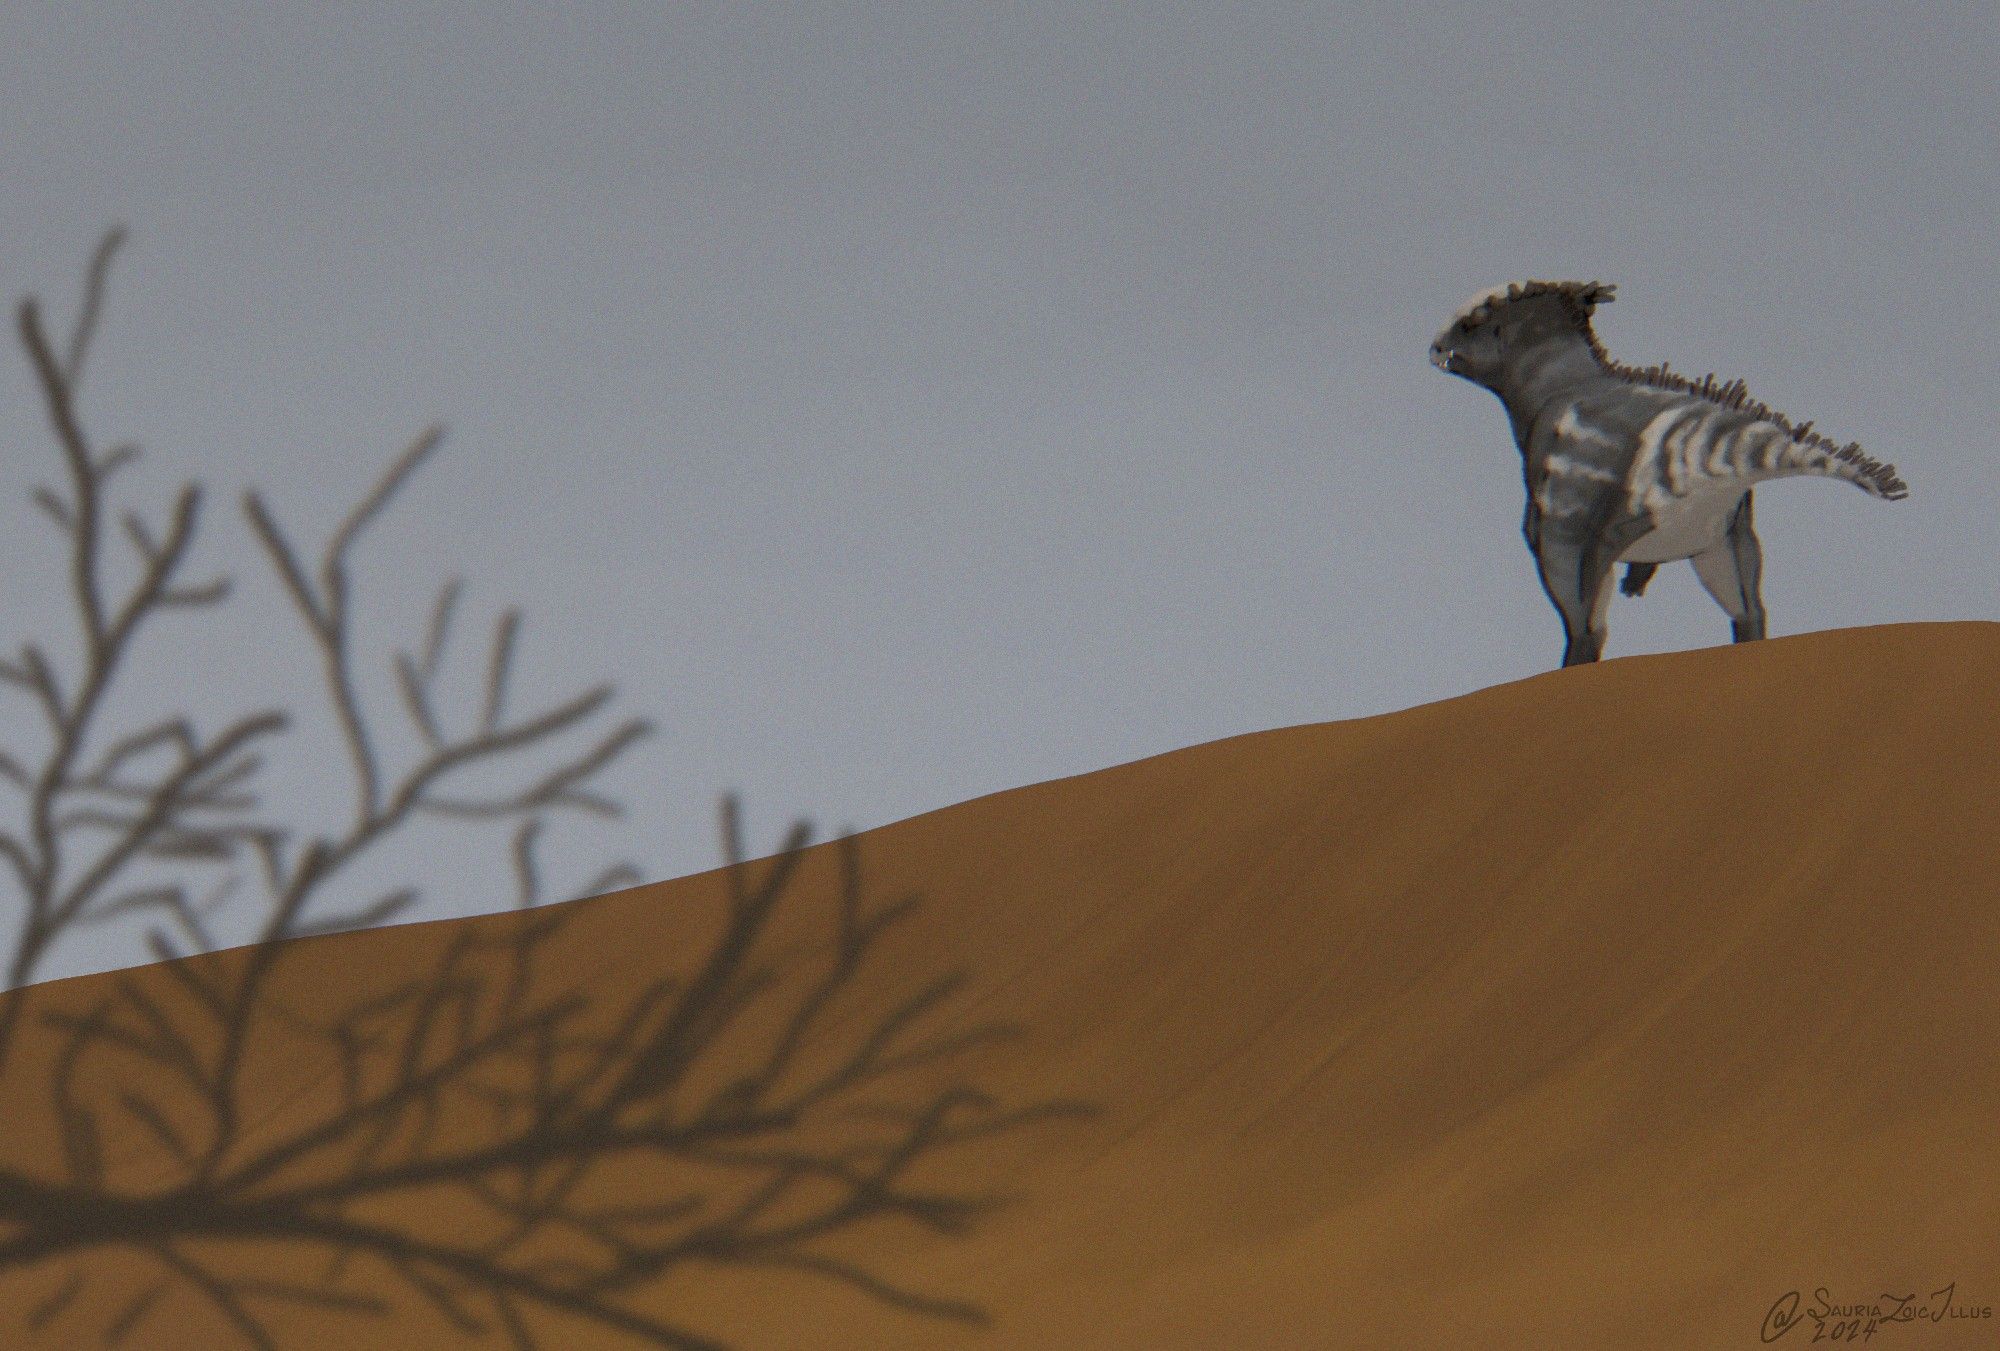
(1763, 1285), (1994, 1342)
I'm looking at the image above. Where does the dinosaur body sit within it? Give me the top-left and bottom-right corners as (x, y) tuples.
(1430, 280), (1907, 667)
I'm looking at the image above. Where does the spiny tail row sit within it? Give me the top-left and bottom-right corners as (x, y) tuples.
(1601, 353), (1908, 500)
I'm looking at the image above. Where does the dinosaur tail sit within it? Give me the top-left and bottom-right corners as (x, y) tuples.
(1720, 415), (1908, 500)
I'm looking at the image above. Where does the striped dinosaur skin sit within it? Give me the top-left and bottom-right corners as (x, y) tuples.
(1430, 280), (1908, 668)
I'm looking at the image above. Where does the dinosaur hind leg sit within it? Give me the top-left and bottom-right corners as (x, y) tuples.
(1690, 495), (1767, 643)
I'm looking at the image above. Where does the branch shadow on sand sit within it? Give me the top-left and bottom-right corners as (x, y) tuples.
(0, 798), (1092, 1348)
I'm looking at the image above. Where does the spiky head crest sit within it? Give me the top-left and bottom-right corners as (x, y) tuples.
(1447, 278), (1617, 333)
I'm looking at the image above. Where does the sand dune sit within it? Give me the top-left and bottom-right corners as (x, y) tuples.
(2, 621), (1996, 1348)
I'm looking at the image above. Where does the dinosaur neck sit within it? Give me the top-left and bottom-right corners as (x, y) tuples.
(1491, 332), (1605, 427)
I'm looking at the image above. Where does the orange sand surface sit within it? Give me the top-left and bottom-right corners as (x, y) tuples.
(2, 621), (1996, 1348)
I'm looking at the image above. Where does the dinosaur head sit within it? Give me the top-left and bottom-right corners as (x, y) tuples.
(1430, 279), (1616, 389)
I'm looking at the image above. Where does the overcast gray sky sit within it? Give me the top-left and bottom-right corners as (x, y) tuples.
(2, 2), (1993, 980)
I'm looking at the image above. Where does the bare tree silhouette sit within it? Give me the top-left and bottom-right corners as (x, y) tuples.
(0, 232), (1088, 1347)
(0, 226), (648, 1064)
